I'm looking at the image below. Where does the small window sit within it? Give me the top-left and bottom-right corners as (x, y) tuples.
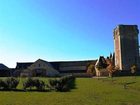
(39, 64), (41, 67)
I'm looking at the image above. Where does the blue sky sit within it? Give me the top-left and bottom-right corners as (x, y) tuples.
(0, 0), (140, 68)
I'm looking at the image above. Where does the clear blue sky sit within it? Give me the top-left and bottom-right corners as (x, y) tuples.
(0, 0), (140, 68)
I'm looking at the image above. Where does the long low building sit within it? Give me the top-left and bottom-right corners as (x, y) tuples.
(12, 59), (96, 77)
(50, 60), (96, 76)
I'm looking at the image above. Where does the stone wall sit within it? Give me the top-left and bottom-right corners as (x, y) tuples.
(114, 25), (140, 70)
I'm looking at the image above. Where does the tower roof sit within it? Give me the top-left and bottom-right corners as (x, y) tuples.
(114, 24), (139, 35)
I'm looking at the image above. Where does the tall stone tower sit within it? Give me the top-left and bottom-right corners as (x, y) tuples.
(114, 25), (139, 70)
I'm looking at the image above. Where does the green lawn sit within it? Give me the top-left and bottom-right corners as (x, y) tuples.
(0, 77), (140, 105)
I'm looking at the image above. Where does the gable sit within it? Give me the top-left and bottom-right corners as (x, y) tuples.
(28, 59), (56, 70)
(0, 64), (9, 70)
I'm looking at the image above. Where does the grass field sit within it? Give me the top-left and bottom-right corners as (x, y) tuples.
(0, 77), (140, 105)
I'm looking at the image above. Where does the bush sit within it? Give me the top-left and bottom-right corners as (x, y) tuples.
(0, 79), (8, 89)
(0, 77), (19, 90)
(33, 79), (45, 90)
(23, 78), (45, 91)
(0, 76), (76, 92)
(48, 75), (76, 92)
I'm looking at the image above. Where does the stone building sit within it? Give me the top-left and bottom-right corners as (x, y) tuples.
(114, 25), (140, 70)
(17, 59), (59, 77)
(51, 60), (96, 77)
(14, 59), (95, 77)
(95, 56), (109, 76)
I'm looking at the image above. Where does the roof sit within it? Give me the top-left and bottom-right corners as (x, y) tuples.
(15, 59), (97, 71)
(114, 24), (138, 32)
(50, 60), (97, 71)
(15, 59), (52, 70)
(118, 24), (138, 27)
(30, 59), (55, 68)
(0, 63), (9, 70)
(49, 59), (96, 63)
(16, 62), (33, 69)
(37, 59), (48, 63)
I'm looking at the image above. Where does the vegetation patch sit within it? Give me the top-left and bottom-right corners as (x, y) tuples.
(48, 75), (76, 92)
(0, 77), (19, 90)
(0, 77), (140, 105)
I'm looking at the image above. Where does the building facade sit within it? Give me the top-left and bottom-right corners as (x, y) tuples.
(17, 59), (59, 77)
(114, 25), (140, 70)
(14, 59), (96, 77)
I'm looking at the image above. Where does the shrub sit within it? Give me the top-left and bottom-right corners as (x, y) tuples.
(0, 77), (19, 90)
(6, 77), (19, 89)
(60, 75), (76, 89)
(23, 78), (45, 91)
(48, 75), (76, 92)
(33, 79), (45, 90)
(48, 79), (58, 90)
(0, 79), (8, 89)
(23, 78), (33, 90)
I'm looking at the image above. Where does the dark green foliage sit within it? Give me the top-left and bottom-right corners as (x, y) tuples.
(0, 79), (8, 89)
(48, 75), (76, 92)
(0, 76), (76, 92)
(6, 77), (19, 89)
(0, 77), (19, 90)
(23, 78), (45, 91)
(48, 79), (58, 90)
(33, 79), (45, 90)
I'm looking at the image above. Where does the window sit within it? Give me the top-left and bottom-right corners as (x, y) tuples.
(39, 64), (41, 67)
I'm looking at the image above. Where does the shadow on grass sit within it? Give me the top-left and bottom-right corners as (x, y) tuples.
(100, 78), (117, 83)
(123, 81), (137, 89)
(125, 81), (136, 85)
(0, 88), (77, 92)
(0, 89), (50, 92)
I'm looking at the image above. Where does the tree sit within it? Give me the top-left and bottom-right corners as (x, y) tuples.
(87, 63), (95, 76)
(106, 58), (118, 78)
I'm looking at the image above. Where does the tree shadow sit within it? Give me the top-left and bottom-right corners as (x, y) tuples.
(0, 89), (50, 92)
(125, 81), (136, 85)
(123, 81), (136, 89)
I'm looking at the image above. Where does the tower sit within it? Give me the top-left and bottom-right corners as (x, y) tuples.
(114, 25), (139, 70)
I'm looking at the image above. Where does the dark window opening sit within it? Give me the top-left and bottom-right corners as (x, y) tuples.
(39, 64), (41, 67)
